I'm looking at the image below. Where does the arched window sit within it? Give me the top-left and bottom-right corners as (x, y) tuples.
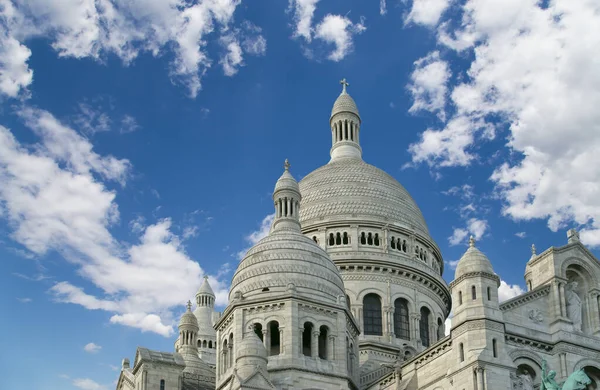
(391, 236), (396, 249)
(367, 233), (373, 245)
(492, 338), (497, 358)
(329, 233), (335, 246)
(336, 232), (342, 245)
(402, 240), (407, 252)
(459, 343), (464, 362)
(302, 322), (313, 356)
(268, 321), (280, 356)
(254, 323), (263, 341)
(343, 232), (349, 245)
(393, 298), (410, 340)
(528, 280), (532, 291)
(363, 294), (383, 336)
(318, 325), (328, 359)
(312, 236), (318, 244)
(360, 232), (366, 245)
(471, 286), (477, 300)
(374, 233), (380, 246)
(202, 340), (207, 348)
(487, 287), (491, 301)
(222, 339), (228, 370)
(197, 340), (201, 347)
(458, 291), (463, 305)
(350, 123), (354, 141)
(420, 307), (431, 347)
(160, 379), (165, 390)
(345, 122), (349, 140)
(208, 340), (212, 349)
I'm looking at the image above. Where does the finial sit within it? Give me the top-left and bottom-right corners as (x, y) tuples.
(284, 159), (290, 171)
(531, 244), (536, 256)
(340, 78), (349, 94)
(469, 235), (475, 247)
(186, 300), (192, 311)
(203, 275), (209, 281)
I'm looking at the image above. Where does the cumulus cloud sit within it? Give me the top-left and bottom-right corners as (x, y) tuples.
(288, 0), (365, 61)
(406, 0), (451, 27)
(498, 280), (525, 302)
(0, 0), (265, 98)
(0, 108), (228, 336)
(83, 342), (102, 353)
(408, 0), (600, 245)
(315, 14), (366, 62)
(408, 51), (450, 121)
(448, 218), (488, 246)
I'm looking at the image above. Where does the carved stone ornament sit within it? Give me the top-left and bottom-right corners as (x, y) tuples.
(528, 308), (544, 324)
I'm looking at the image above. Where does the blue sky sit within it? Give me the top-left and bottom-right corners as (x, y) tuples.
(1, 0), (600, 389)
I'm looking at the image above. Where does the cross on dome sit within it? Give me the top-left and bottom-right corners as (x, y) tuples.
(186, 300), (192, 311)
(284, 159), (290, 171)
(531, 244), (536, 256)
(340, 78), (349, 94)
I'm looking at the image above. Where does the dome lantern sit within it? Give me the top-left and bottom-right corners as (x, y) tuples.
(330, 78), (362, 161)
(271, 159), (302, 233)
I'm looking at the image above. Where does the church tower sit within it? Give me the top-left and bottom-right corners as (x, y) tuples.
(215, 160), (360, 390)
(448, 237), (513, 389)
(194, 276), (217, 366)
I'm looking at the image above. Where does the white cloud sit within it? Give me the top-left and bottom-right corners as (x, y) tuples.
(72, 378), (107, 390)
(445, 259), (460, 270)
(219, 34), (244, 77)
(408, 0), (600, 246)
(314, 14), (366, 62)
(120, 115), (140, 134)
(408, 51), (450, 121)
(288, 0), (320, 42)
(182, 225), (199, 240)
(83, 342), (102, 353)
(237, 213), (274, 260)
(448, 218), (488, 246)
(515, 231), (526, 238)
(74, 103), (112, 135)
(380, 0), (387, 16)
(0, 0), (264, 98)
(0, 107), (228, 336)
(406, 0), (450, 27)
(498, 280), (525, 302)
(16, 297), (32, 303)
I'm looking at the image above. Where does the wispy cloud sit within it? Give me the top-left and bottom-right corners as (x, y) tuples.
(83, 342), (102, 353)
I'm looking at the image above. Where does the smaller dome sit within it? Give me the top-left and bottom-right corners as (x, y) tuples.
(236, 330), (267, 362)
(331, 92), (359, 119)
(455, 237), (495, 279)
(179, 301), (199, 329)
(273, 159), (300, 194)
(196, 275), (215, 297)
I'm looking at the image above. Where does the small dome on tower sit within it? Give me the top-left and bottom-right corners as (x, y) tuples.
(331, 78), (360, 119)
(273, 159), (300, 194)
(179, 301), (199, 329)
(236, 330), (268, 362)
(454, 237), (495, 279)
(197, 275), (215, 297)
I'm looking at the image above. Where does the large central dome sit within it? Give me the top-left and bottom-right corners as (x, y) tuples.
(299, 158), (429, 237)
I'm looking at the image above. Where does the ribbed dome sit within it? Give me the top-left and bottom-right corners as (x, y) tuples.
(299, 158), (429, 236)
(455, 237), (495, 278)
(179, 302), (199, 329)
(230, 230), (345, 304)
(331, 91), (359, 119)
(274, 160), (300, 194)
(237, 331), (267, 361)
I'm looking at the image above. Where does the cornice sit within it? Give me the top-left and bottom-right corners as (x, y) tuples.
(449, 271), (500, 289)
(500, 285), (550, 311)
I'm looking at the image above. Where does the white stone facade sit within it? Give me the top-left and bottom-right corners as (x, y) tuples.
(117, 81), (600, 390)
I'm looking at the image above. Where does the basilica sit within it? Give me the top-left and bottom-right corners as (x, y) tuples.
(116, 81), (600, 390)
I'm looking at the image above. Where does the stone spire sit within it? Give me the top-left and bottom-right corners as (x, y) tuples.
(271, 159), (301, 232)
(330, 78), (362, 161)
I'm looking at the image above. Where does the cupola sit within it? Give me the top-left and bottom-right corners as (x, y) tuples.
(330, 78), (362, 161)
(271, 159), (301, 232)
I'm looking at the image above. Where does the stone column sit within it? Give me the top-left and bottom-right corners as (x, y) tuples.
(299, 327), (304, 357)
(389, 307), (396, 338)
(312, 330), (320, 358)
(228, 343), (233, 367)
(262, 329), (269, 351)
(475, 367), (485, 390)
(559, 353), (567, 378)
(279, 327), (285, 354)
(559, 283), (567, 317)
(328, 335), (336, 360)
(552, 281), (562, 319)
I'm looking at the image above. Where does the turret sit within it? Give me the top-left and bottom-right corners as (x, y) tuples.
(271, 159), (301, 232)
(329, 78), (362, 161)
